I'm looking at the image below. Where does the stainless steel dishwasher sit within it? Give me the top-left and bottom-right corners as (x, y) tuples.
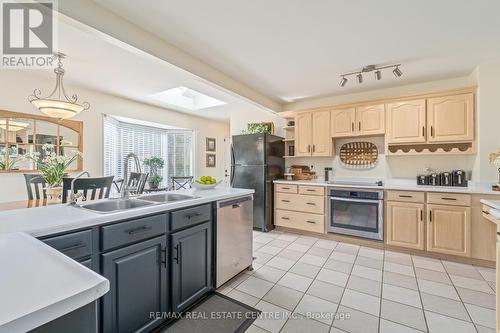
(216, 195), (254, 288)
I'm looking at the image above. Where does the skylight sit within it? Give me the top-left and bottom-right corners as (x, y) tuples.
(152, 86), (226, 110)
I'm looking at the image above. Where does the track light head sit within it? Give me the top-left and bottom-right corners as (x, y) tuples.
(339, 76), (348, 87)
(357, 73), (363, 84)
(393, 66), (403, 77)
(374, 70), (382, 81)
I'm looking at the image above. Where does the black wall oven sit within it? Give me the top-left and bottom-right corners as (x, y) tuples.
(328, 188), (384, 241)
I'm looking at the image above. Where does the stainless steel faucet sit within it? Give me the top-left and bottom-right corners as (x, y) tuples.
(69, 171), (90, 205)
(122, 153), (142, 199)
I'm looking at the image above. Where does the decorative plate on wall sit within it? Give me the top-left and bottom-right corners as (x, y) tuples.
(339, 142), (378, 166)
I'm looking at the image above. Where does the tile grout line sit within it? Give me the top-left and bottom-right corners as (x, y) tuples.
(441, 261), (481, 331)
(377, 247), (385, 333)
(410, 254), (430, 333)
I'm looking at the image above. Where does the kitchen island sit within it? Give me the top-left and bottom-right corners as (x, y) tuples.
(0, 187), (254, 333)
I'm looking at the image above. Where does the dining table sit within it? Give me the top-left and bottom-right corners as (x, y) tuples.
(0, 199), (50, 212)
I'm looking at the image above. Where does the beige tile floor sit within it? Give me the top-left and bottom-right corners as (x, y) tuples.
(217, 230), (497, 333)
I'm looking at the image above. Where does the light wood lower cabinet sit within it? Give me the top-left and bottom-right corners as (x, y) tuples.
(426, 204), (471, 257)
(275, 209), (324, 233)
(274, 185), (325, 233)
(386, 201), (425, 250)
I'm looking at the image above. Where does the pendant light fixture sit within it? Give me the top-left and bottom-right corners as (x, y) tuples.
(339, 64), (402, 87)
(29, 53), (89, 119)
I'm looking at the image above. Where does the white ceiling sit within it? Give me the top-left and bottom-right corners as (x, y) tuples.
(93, 0), (500, 103)
(29, 14), (267, 121)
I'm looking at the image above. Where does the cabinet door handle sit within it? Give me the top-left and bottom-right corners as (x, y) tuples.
(127, 225), (152, 235)
(431, 126), (434, 137)
(399, 195), (413, 198)
(60, 242), (86, 253)
(185, 212), (203, 219)
(281, 199), (290, 203)
(429, 210), (432, 222)
(173, 244), (181, 264)
(312, 144), (315, 152)
(351, 122), (354, 132)
(307, 145), (311, 152)
(420, 209), (423, 222)
(358, 122), (361, 131)
(422, 126), (425, 137)
(441, 197), (457, 201)
(306, 220), (316, 224)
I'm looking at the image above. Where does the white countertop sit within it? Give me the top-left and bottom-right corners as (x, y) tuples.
(0, 233), (109, 333)
(0, 187), (254, 237)
(274, 178), (500, 195)
(481, 199), (500, 211)
(0, 186), (254, 332)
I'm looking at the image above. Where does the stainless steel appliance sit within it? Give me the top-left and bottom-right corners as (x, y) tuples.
(417, 174), (428, 185)
(216, 195), (254, 288)
(231, 133), (284, 231)
(429, 173), (441, 186)
(453, 169), (468, 187)
(328, 188), (384, 241)
(324, 167), (333, 182)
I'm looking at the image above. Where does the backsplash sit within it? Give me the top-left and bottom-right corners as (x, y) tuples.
(285, 136), (477, 180)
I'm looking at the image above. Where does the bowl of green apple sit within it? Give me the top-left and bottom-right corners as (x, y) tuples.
(191, 176), (222, 190)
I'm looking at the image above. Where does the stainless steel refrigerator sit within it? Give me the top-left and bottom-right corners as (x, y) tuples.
(230, 133), (284, 232)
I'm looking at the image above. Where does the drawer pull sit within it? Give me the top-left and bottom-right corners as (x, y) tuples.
(306, 189), (316, 192)
(399, 195), (413, 198)
(282, 187), (290, 190)
(306, 202), (316, 206)
(60, 242), (86, 253)
(306, 220), (316, 224)
(482, 210), (490, 215)
(185, 212), (203, 219)
(281, 200), (290, 203)
(441, 197), (457, 201)
(281, 217), (290, 220)
(127, 226), (152, 235)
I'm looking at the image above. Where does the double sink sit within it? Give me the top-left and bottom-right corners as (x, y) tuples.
(78, 193), (199, 214)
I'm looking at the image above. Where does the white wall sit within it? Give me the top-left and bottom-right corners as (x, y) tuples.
(283, 73), (500, 182)
(0, 70), (229, 202)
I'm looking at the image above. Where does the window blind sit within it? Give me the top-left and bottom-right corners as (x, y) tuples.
(103, 115), (194, 186)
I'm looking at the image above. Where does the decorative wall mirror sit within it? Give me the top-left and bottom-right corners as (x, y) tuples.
(0, 110), (83, 172)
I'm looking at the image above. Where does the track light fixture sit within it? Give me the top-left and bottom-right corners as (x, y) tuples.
(338, 64), (402, 87)
(339, 76), (348, 87)
(393, 66), (403, 77)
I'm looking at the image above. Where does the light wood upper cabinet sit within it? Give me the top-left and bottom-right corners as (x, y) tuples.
(295, 113), (312, 156)
(331, 108), (355, 138)
(426, 204), (471, 257)
(427, 93), (474, 143)
(312, 110), (331, 156)
(295, 111), (331, 157)
(356, 104), (385, 136)
(386, 99), (426, 144)
(386, 201), (425, 250)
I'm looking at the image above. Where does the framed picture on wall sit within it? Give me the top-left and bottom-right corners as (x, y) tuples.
(206, 137), (216, 152)
(246, 122), (275, 134)
(206, 154), (216, 168)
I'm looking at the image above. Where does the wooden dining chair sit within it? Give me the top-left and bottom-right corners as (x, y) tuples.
(62, 176), (114, 203)
(24, 174), (47, 200)
(113, 172), (149, 194)
(170, 176), (193, 190)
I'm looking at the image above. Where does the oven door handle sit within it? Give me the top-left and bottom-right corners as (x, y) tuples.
(330, 197), (381, 204)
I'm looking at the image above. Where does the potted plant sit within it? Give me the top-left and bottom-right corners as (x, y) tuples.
(143, 156), (164, 190)
(489, 148), (500, 186)
(26, 144), (81, 203)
